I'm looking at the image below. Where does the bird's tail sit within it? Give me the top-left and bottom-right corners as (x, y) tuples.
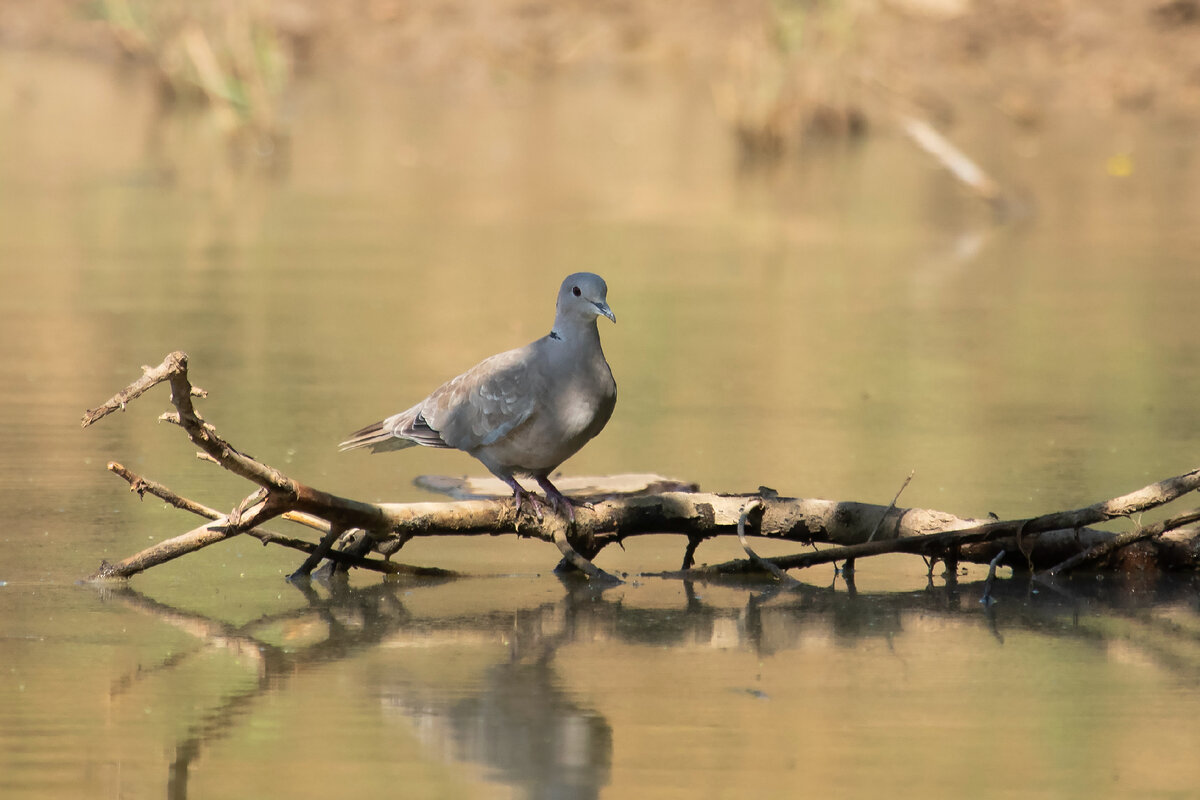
(338, 417), (417, 453)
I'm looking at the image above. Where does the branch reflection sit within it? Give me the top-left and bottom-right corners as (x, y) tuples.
(100, 571), (1200, 800)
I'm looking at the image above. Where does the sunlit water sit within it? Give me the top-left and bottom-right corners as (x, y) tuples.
(2, 51), (1200, 799)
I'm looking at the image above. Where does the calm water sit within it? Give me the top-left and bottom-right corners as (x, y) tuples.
(2, 50), (1200, 799)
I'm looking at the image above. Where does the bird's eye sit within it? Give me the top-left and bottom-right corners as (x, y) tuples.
(572, 286), (581, 297)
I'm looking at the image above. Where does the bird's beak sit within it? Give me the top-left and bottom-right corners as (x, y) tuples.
(593, 301), (616, 324)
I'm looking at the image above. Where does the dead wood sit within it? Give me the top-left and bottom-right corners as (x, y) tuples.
(102, 462), (454, 578)
(82, 352), (1200, 582)
(899, 115), (1009, 215)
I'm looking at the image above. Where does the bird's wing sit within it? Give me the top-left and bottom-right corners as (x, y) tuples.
(417, 344), (540, 453)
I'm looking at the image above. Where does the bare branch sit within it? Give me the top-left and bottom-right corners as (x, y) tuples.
(899, 116), (1008, 213)
(99, 463), (438, 579)
(658, 467), (1200, 578)
(81, 352), (204, 428)
(108, 461), (223, 518)
(90, 506), (274, 580)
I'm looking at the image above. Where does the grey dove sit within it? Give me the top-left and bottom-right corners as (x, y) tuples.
(339, 272), (617, 520)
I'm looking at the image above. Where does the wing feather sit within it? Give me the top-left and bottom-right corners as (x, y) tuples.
(413, 346), (538, 453)
(341, 343), (541, 455)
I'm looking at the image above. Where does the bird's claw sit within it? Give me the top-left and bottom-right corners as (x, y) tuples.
(549, 494), (579, 524)
(513, 490), (544, 521)
(533, 477), (582, 524)
(539, 488), (577, 523)
(510, 480), (583, 524)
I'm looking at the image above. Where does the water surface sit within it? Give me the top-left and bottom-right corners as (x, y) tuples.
(2, 50), (1200, 799)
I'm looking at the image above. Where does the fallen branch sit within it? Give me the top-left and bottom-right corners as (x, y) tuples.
(899, 115), (1010, 215)
(1041, 508), (1200, 577)
(82, 352), (1200, 582)
(102, 461), (456, 579)
(91, 500), (279, 580)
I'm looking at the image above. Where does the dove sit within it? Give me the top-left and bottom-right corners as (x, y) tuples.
(340, 273), (617, 521)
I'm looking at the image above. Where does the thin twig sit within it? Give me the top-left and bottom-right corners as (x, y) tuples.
(867, 470), (914, 542)
(736, 500), (801, 588)
(110, 460), (327, 534)
(229, 489), (267, 527)
(108, 461), (222, 518)
(980, 550), (1006, 606)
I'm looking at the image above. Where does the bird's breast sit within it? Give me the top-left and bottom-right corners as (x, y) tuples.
(480, 365), (614, 473)
(555, 378), (614, 437)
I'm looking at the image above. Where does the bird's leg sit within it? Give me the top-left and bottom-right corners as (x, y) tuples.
(500, 475), (543, 520)
(534, 475), (578, 523)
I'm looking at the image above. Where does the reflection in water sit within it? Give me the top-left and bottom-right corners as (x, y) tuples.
(383, 655), (612, 800)
(98, 572), (1200, 799)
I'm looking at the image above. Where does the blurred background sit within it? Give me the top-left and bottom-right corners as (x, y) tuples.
(3, 1), (1200, 798)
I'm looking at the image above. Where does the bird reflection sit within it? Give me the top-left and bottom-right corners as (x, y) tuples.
(383, 657), (612, 800)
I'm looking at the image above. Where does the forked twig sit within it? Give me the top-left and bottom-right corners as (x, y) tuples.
(104, 462), (449, 577)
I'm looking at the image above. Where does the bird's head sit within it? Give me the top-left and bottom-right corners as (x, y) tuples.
(556, 272), (616, 326)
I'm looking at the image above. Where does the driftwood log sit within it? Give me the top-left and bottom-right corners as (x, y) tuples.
(81, 352), (1200, 583)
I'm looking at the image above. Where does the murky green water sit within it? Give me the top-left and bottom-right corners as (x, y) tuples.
(2, 51), (1200, 798)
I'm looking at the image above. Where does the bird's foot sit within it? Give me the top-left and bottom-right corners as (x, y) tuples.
(534, 477), (580, 523)
(499, 476), (546, 521)
(549, 496), (577, 524)
(512, 488), (545, 521)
